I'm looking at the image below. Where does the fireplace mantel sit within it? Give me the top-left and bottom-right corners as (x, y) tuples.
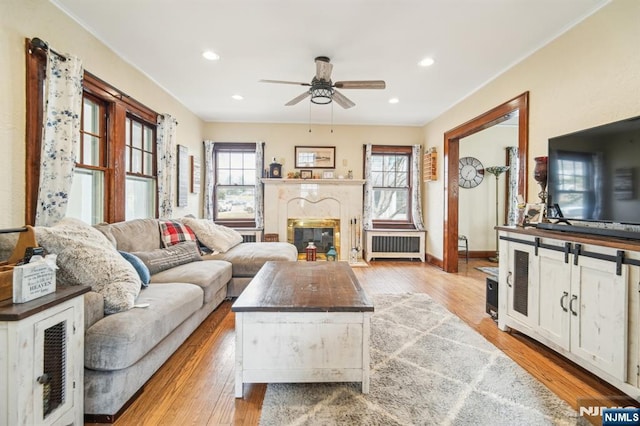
(262, 178), (365, 261)
(262, 178), (366, 185)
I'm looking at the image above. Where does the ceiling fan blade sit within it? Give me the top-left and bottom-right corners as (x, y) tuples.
(334, 80), (386, 89)
(285, 91), (311, 106)
(260, 79), (310, 86)
(332, 90), (355, 109)
(315, 57), (333, 81)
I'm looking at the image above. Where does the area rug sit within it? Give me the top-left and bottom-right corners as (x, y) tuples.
(259, 293), (578, 425)
(475, 266), (499, 278)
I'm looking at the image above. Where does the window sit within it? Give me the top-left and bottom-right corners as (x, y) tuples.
(125, 116), (156, 220)
(67, 94), (107, 224)
(25, 39), (158, 225)
(214, 143), (258, 227)
(369, 145), (414, 228)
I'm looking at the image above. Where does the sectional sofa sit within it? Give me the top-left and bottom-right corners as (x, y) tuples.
(31, 217), (297, 422)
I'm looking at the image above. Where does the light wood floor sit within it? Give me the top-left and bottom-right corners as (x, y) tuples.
(90, 259), (631, 425)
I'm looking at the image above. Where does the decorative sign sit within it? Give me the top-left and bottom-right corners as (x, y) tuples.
(177, 145), (188, 207)
(13, 258), (56, 303)
(191, 155), (200, 194)
(423, 147), (437, 182)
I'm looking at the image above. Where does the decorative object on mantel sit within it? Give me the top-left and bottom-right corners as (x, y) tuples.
(269, 157), (282, 178)
(305, 242), (317, 261)
(423, 147), (437, 181)
(322, 170), (335, 179)
(300, 169), (312, 179)
(326, 246), (337, 261)
(485, 165), (510, 262)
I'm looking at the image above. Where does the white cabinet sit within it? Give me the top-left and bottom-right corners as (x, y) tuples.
(0, 286), (88, 426)
(498, 229), (633, 390)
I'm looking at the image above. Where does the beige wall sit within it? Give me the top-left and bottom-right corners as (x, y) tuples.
(459, 125), (518, 251)
(424, 0), (640, 260)
(204, 122), (423, 179)
(0, 0), (205, 228)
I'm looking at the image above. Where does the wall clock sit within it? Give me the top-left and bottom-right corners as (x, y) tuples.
(459, 156), (484, 189)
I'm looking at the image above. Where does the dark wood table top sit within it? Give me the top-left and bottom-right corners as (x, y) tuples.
(0, 285), (91, 321)
(232, 261), (374, 313)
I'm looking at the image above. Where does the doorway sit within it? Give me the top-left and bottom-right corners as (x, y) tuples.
(442, 92), (529, 273)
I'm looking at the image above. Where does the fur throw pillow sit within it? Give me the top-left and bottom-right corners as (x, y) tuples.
(35, 218), (141, 314)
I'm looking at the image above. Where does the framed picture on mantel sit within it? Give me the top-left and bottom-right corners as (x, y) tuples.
(294, 146), (335, 169)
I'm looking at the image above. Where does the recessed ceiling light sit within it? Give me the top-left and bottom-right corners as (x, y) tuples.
(202, 50), (220, 61)
(389, 98), (399, 104)
(418, 57), (435, 67)
(231, 94), (244, 101)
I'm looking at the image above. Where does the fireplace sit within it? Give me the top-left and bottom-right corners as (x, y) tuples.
(262, 179), (365, 261)
(288, 218), (340, 260)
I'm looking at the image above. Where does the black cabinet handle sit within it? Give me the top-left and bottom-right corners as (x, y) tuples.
(506, 271), (513, 287)
(560, 291), (569, 312)
(569, 295), (578, 316)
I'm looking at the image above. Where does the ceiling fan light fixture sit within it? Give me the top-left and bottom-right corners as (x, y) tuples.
(310, 87), (333, 104)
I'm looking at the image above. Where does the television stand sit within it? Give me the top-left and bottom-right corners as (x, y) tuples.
(535, 222), (640, 241)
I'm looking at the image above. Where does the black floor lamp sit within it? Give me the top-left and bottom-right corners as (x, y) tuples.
(485, 166), (510, 262)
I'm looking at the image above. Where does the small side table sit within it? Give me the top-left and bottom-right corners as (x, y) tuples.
(0, 285), (89, 426)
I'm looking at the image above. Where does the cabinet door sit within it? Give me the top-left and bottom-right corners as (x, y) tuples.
(505, 242), (539, 328)
(537, 247), (571, 350)
(33, 306), (77, 425)
(570, 255), (628, 381)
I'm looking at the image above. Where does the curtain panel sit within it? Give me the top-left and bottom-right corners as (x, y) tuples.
(157, 114), (177, 219)
(362, 144), (373, 230)
(255, 142), (265, 229)
(411, 144), (426, 230)
(35, 51), (84, 226)
(203, 140), (215, 220)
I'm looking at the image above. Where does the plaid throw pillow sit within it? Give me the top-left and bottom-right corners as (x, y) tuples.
(159, 220), (197, 248)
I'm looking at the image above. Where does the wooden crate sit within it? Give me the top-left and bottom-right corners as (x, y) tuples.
(0, 226), (38, 302)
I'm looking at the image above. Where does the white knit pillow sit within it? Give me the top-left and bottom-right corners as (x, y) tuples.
(180, 217), (243, 253)
(35, 218), (141, 314)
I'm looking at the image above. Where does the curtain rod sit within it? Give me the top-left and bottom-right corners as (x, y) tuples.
(30, 37), (67, 62)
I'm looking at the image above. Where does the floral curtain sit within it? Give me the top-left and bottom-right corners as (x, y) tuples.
(35, 51), (83, 226)
(157, 114), (177, 218)
(411, 144), (426, 230)
(255, 142), (265, 229)
(362, 144), (373, 230)
(203, 140), (215, 220)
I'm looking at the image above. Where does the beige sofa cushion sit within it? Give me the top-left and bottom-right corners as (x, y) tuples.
(150, 259), (232, 304)
(203, 242), (298, 277)
(95, 218), (161, 252)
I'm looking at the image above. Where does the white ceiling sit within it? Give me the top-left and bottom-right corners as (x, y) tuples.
(50, 0), (608, 127)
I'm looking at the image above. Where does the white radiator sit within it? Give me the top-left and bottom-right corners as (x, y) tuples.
(364, 230), (426, 262)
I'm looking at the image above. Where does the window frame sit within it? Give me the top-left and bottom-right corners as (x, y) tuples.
(368, 145), (415, 229)
(213, 142), (259, 228)
(25, 38), (159, 224)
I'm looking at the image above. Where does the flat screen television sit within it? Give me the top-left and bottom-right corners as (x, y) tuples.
(544, 115), (640, 238)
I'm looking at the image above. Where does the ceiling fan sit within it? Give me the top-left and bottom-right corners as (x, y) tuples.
(260, 56), (386, 109)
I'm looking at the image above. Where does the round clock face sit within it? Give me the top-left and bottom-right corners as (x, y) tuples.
(459, 156), (484, 189)
(272, 168), (280, 177)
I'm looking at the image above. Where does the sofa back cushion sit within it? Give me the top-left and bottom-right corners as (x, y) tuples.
(95, 218), (161, 252)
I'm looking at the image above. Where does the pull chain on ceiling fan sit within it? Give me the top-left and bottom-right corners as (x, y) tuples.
(260, 56), (386, 109)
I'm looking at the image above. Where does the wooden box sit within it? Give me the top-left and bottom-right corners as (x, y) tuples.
(0, 226), (38, 302)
